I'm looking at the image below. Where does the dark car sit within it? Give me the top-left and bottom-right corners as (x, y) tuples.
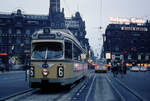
(147, 67), (150, 71)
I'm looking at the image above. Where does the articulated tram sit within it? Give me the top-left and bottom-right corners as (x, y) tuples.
(29, 28), (88, 88)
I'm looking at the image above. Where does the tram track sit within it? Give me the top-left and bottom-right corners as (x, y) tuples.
(0, 70), (92, 101)
(1, 71), (92, 101)
(0, 88), (39, 101)
(106, 75), (126, 101)
(106, 73), (145, 101)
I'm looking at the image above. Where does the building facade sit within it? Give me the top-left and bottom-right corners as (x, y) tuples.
(104, 20), (150, 66)
(0, 0), (89, 70)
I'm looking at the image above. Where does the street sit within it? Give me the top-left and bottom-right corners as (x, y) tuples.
(0, 70), (150, 101)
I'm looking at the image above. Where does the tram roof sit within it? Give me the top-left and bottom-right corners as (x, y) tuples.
(32, 28), (84, 51)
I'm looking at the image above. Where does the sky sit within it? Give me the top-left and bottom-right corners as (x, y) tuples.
(0, 0), (150, 56)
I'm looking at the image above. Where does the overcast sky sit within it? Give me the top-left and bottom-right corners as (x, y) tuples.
(0, 0), (150, 56)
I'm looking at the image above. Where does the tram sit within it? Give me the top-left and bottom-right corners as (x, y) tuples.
(29, 27), (88, 88)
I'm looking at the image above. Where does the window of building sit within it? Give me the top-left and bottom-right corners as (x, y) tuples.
(61, 23), (64, 28)
(16, 21), (21, 25)
(16, 29), (21, 34)
(8, 38), (12, 44)
(115, 47), (119, 51)
(16, 38), (21, 43)
(25, 39), (30, 44)
(0, 29), (2, 34)
(26, 29), (30, 35)
(7, 19), (11, 23)
(0, 37), (2, 43)
(65, 40), (72, 59)
(0, 19), (2, 22)
(51, 23), (55, 27)
(8, 28), (12, 34)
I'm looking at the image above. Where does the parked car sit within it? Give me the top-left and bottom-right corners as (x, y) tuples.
(140, 66), (147, 72)
(130, 66), (140, 72)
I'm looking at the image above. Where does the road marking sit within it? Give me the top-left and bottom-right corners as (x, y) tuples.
(85, 74), (96, 101)
(106, 75), (126, 101)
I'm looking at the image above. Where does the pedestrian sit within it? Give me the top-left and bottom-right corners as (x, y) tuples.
(123, 63), (127, 74)
(112, 64), (118, 77)
(8, 57), (12, 71)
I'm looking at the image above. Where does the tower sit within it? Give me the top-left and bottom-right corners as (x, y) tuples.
(49, 0), (60, 15)
(49, 0), (65, 29)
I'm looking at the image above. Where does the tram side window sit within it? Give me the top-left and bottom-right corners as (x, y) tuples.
(73, 44), (82, 60)
(65, 40), (72, 59)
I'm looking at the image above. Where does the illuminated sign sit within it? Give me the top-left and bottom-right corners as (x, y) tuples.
(121, 26), (148, 31)
(106, 53), (111, 59)
(0, 53), (8, 56)
(109, 17), (146, 24)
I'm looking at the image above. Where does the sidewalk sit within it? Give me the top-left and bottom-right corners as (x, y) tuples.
(0, 70), (25, 75)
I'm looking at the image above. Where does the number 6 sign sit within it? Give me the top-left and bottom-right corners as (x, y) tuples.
(57, 66), (64, 77)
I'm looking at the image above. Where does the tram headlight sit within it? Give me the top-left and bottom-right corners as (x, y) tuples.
(42, 69), (49, 76)
(30, 66), (34, 77)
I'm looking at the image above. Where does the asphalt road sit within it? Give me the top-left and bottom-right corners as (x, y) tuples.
(0, 71), (29, 99)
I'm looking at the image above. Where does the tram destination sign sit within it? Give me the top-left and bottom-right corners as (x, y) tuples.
(38, 34), (55, 39)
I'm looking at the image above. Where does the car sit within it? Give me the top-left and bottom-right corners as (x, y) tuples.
(147, 67), (150, 71)
(95, 64), (107, 73)
(140, 66), (147, 72)
(130, 66), (140, 72)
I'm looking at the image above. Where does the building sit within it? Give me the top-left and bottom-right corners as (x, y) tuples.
(65, 12), (89, 50)
(0, 0), (90, 70)
(103, 17), (150, 66)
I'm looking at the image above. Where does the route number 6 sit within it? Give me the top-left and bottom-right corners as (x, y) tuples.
(57, 66), (64, 77)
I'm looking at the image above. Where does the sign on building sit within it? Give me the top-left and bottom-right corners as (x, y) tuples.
(65, 20), (80, 28)
(106, 53), (111, 59)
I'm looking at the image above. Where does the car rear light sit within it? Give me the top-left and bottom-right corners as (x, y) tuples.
(42, 69), (49, 76)
(95, 66), (97, 70)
